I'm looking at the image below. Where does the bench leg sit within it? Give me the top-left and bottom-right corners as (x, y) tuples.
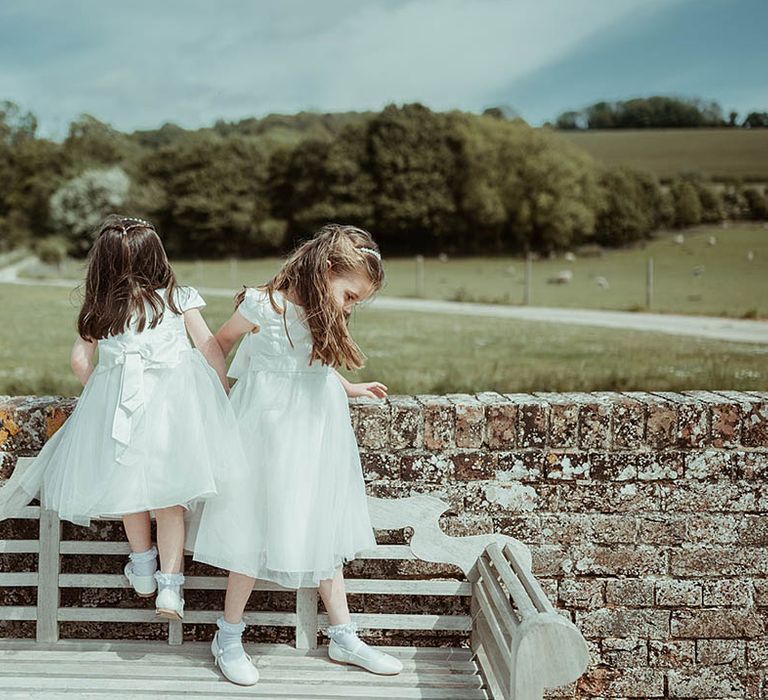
(296, 588), (318, 650)
(36, 506), (61, 643)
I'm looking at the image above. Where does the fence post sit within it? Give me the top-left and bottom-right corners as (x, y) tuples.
(646, 257), (654, 310)
(523, 253), (532, 306)
(229, 257), (238, 287)
(415, 255), (425, 298)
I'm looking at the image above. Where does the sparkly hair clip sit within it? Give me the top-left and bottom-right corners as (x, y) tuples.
(358, 246), (381, 261)
(122, 217), (154, 228)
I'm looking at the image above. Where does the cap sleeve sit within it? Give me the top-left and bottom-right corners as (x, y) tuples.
(176, 286), (206, 312)
(236, 287), (271, 326)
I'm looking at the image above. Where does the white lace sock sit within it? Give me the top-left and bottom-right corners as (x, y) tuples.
(154, 571), (184, 595)
(217, 616), (247, 663)
(326, 621), (361, 650)
(128, 546), (158, 577)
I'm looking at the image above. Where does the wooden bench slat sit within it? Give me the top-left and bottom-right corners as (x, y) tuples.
(470, 594), (511, 700)
(56, 573), (471, 596)
(317, 612), (471, 631)
(0, 540), (40, 553)
(0, 605), (38, 620)
(503, 543), (555, 615)
(1, 654), (477, 674)
(58, 542), (417, 560)
(471, 584), (513, 668)
(57, 608), (298, 626)
(0, 640), (474, 662)
(485, 542), (537, 619)
(0, 506), (41, 519)
(475, 556), (519, 639)
(0, 663), (484, 688)
(0, 676), (488, 699)
(0, 573), (37, 586)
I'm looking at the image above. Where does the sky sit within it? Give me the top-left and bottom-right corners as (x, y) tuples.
(1, 0), (766, 138)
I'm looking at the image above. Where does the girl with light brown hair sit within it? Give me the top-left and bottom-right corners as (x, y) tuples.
(191, 223), (403, 684)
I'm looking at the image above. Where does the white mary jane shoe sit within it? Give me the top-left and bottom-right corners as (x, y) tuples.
(328, 638), (403, 675)
(123, 562), (157, 598)
(211, 632), (260, 686)
(155, 588), (185, 620)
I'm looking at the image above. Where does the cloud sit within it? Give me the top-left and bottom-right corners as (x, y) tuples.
(0, 0), (761, 136)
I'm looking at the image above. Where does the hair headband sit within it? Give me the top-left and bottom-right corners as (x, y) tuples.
(358, 246), (381, 261)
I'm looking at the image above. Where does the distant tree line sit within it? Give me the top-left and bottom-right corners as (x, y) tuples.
(0, 100), (766, 261)
(553, 96), (768, 130)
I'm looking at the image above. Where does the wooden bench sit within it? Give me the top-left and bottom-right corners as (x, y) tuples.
(0, 457), (589, 699)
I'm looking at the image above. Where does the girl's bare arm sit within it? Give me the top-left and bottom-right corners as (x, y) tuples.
(184, 309), (231, 392)
(70, 337), (97, 386)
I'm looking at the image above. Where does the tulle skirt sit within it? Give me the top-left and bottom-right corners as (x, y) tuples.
(0, 350), (242, 526)
(189, 367), (376, 588)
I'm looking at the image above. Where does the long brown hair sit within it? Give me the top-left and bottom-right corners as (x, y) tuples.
(77, 214), (181, 340)
(237, 224), (384, 370)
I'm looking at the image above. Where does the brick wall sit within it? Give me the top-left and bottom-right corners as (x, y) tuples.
(2, 391), (768, 698)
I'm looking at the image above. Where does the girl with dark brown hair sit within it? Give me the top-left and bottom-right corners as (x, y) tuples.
(0, 214), (248, 622)
(190, 224), (403, 684)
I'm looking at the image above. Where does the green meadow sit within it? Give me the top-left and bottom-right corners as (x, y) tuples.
(22, 224), (768, 319)
(1, 282), (765, 397)
(557, 128), (768, 181)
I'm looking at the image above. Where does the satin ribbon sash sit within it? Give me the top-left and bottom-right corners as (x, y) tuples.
(97, 339), (189, 464)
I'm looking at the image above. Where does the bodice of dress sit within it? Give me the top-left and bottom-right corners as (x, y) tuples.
(229, 288), (329, 377)
(97, 288), (198, 367)
(94, 286), (205, 463)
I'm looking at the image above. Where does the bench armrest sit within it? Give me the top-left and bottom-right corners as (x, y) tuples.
(470, 541), (589, 700)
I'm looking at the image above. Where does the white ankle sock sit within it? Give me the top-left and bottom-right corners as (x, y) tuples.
(128, 546), (157, 577)
(154, 571), (184, 595)
(326, 621), (360, 650)
(217, 616), (247, 663)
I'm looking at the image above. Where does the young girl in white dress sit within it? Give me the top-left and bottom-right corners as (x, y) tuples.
(191, 224), (403, 685)
(0, 215), (245, 620)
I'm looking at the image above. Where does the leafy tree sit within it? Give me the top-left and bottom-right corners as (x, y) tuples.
(0, 101), (37, 146)
(669, 178), (703, 227)
(457, 115), (599, 253)
(367, 104), (461, 252)
(594, 167), (664, 245)
(742, 112), (768, 128)
(49, 166), (131, 254)
(141, 134), (271, 256)
(555, 111), (583, 130)
(63, 115), (135, 167)
(560, 96), (728, 129)
(742, 187), (768, 219)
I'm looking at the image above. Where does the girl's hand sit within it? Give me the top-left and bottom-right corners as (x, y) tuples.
(346, 381), (388, 400)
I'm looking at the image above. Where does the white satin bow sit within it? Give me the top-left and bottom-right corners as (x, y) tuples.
(99, 338), (186, 465)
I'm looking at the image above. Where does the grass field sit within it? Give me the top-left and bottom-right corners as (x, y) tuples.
(23, 225), (768, 319)
(556, 128), (768, 181)
(1, 283), (765, 397)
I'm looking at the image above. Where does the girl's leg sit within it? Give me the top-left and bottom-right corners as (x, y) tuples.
(224, 572), (256, 624)
(153, 506), (185, 612)
(154, 505), (185, 573)
(213, 572), (259, 685)
(318, 567), (351, 625)
(122, 511), (152, 552)
(121, 512), (157, 595)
